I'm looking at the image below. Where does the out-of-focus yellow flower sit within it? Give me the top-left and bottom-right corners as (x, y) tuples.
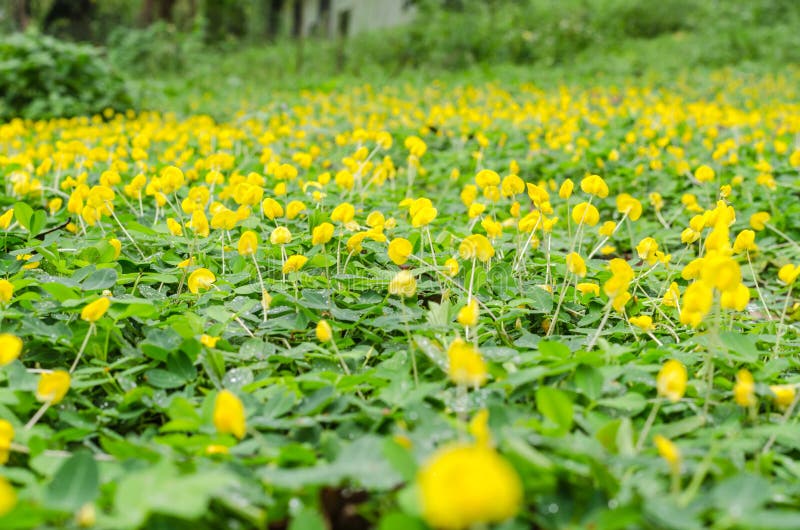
(457, 299), (479, 327)
(261, 198), (284, 219)
(770, 384), (796, 410)
(36, 370), (70, 404)
(0, 279), (13, 304)
(778, 264), (800, 285)
(566, 252), (586, 277)
(657, 359), (687, 402)
(734, 369), (756, 407)
(680, 281), (713, 328)
(733, 229), (757, 253)
(388, 270), (416, 298)
(576, 282), (599, 296)
(654, 434), (681, 471)
(200, 334), (220, 348)
(720, 283), (750, 311)
(0, 419), (14, 465)
(616, 193), (642, 221)
(580, 174), (609, 198)
(418, 442), (521, 530)
(0, 333), (22, 367)
(316, 320), (333, 343)
(213, 389), (246, 439)
(81, 296), (110, 322)
(0, 476), (16, 517)
(630, 315), (654, 332)
(330, 202), (355, 223)
(694, 164), (715, 183)
(559, 178), (574, 199)
(750, 211), (770, 231)
(447, 339), (487, 387)
(188, 268), (216, 294)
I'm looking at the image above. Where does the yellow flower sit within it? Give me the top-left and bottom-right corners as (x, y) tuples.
(388, 270), (417, 298)
(750, 211), (770, 231)
(261, 198), (284, 219)
(282, 255), (308, 274)
(458, 234), (495, 262)
(200, 334), (220, 348)
(444, 258), (459, 277)
(636, 237), (659, 265)
(411, 206), (438, 227)
(418, 443), (522, 530)
(700, 254), (741, 293)
(167, 217), (183, 236)
(571, 201), (600, 227)
(447, 339), (487, 387)
(576, 282), (599, 296)
(732, 230), (757, 253)
(285, 200), (306, 220)
(580, 174), (609, 198)
(188, 268), (216, 294)
(680, 281), (713, 328)
(720, 283), (750, 312)
(694, 164), (715, 183)
(616, 193), (642, 221)
(405, 136), (427, 157)
(388, 238), (413, 265)
(190, 209), (210, 237)
(316, 320), (333, 343)
(662, 282), (680, 307)
(654, 434), (681, 471)
(0, 209), (14, 230)
(770, 384), (796, 410)
(107, 238), (122, 260)
(457, 299), (479, 327)
(565, 252), (586, 277)
(0, 280), (13, 304)
(0, 419), (14, 465)
(599, 221), (616, 237)
(330, 202), (355, 224)
(205, 444), (230, 456)
(475, 169), (500, 189)
(657, 359), (687, 403)
(270, 226), (292, 245)
(312, 222), (335, 246)
(630, 315), (654, 332)
(213, 389), (246, 439)
(558, 178), (574, 199)
(0, 333), (23, 367)
(36, 370), (70, 404)
(0, 476), (16, 517)
(81, 296), (110, 323)
(237, 230), (258, 256)
(734, 369), (756, 407)
(778, 264), (800, 285)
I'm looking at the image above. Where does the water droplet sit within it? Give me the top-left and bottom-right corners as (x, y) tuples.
(548, 503), (559, 514)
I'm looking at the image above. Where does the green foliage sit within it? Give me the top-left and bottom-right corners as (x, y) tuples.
(106, 21), (206, 75)
(0, 32), (132, 120)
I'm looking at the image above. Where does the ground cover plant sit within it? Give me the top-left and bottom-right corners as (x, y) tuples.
(0, 69), (799, 529)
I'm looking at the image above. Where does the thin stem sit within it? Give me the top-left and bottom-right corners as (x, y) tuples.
(587, 303), (613, 351)
(251, 253), (268, 322)
(24, 400), (52, 430)
(70, 323), (95, 373)
(746, 251), (772, 321)
(636, 400), (662, 452)
(774, 285), (794, 355)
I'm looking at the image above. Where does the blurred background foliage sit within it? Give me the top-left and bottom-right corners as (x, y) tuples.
(1, 0), (800, 119)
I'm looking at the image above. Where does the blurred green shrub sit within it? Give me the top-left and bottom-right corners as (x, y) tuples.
(0, 32), (132, 120)
(107, 21), (206, 75)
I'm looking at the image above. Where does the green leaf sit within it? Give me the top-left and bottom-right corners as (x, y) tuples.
(43, 450), (99, 511)
(29, 210), (46, 238)
(13, 201), (33, 231)
(289, 508), (327, 530)
(536, 387), (573, 434)
(82, 268), (118, 291)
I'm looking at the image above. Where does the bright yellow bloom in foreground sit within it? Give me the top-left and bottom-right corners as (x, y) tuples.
(81, 296), (110, 322)
(458, 234), (494, 262)
(778, 264), (800, 285)
(214, 389), (246, 439)
(566, 252), (586, 277)
(418, 443), (522, 530)
(0, 334), (22, 366)
(270, 226), (292, 245)
(629, 315), (654, 332)
(36, 370), (71, 404)
(657, 359), (687, 402)
(388, 238), (413, 265)
(311, 222), (334, 245)
(770, 384), (796, 409)
(188, 268), (216, 294)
